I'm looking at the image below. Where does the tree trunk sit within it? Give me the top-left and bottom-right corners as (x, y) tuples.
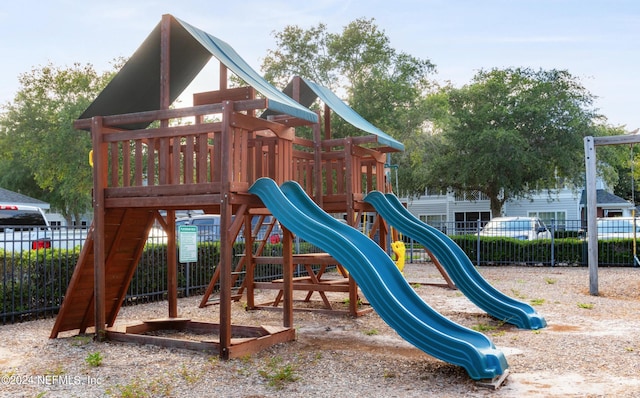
(489, 195), (504, 218)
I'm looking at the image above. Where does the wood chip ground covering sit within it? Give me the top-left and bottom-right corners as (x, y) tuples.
(1, 263), (639, 397)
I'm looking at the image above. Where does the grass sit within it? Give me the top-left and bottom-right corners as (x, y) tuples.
(106, 376), (173, 398)
(529, 298), (546, 306)
(70, 334), (93, 346)
(258, 356), (299, 390)
(179, 364), (203, 384)
(471, 322), (498, 333)
(577, 302), (595, 309)
(85, 352), (103, 367)
(363, 328), (379, 336)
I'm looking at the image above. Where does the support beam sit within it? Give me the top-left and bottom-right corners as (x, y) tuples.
(92, 116), (107, 340)
(583, 136), (598, 296)
(584, 130), (640, 296)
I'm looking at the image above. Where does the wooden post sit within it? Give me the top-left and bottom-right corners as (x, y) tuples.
(245, 214), (255, 309)
(160, 14), (171, 111)
(92, 116), (107, 340)
(313, 112), (323, 204)
(220, 63), (228, 90)
(167, 210), (177, 317)
(219, 101), (233, 359)
(160, 14), (177, 314)
(282, 226), (293, 328)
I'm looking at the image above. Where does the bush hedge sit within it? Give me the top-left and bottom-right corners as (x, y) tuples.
(3, 236), (638, 323)
(1, 240), (295, 322)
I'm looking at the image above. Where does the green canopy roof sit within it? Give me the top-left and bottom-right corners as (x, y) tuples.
(266, 77), (404, 151)
(78, 15), (318, 130)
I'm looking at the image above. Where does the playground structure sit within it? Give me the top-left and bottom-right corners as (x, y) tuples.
(50, 14), (401, 359)
(49, 14), (546, 382)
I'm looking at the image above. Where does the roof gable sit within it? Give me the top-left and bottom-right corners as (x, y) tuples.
(0, 187), (49, 209)
(579, 189), (632, 206)
(265, 77), (404, 151)
(79, 15), (317, 130)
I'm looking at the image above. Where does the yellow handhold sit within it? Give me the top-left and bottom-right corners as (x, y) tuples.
(391, 240), (406, 274)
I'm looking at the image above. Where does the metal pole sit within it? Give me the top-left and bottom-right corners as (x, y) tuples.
(584, 136), (599, 295)
(550, 218), (555, 267)
(476, 219), (481, 267)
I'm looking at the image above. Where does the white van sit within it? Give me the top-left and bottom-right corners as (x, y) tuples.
(479, 216), (551, 241)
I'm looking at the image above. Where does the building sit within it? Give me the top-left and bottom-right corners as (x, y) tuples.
(405, 181), (634, 234)
(0, 187), (50, 210)
(0, 187), (92, 226)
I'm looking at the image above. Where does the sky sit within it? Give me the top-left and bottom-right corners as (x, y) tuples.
(1, 0), (638, 130)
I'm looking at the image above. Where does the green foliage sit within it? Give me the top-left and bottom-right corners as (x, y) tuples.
(450, 235), (638, 266)
(422, 67), (600, 215)
(85, 351), (103, 367)
(0, 62), (118, 223)
(530, 298), (546, 306)
(106, 375), (173, 398)
(261, 18), (436, 195)
(258, 356), (299, 390)
(0, 247), (80, 314)
(0, 240), (294, 320)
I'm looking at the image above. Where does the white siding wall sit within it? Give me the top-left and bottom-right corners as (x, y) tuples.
(407, 187), (582, 230)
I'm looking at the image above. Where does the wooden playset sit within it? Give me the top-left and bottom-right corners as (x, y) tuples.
(49, 14), (408, 359)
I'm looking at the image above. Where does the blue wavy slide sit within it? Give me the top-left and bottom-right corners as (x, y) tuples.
(364, 191), (547, 330)
(249, 178), (508, 380)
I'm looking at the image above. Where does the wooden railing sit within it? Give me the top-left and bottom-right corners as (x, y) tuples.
(79, 99), (297, 206)
(78, 90), (388, 208)
(292, 136), (388, 205)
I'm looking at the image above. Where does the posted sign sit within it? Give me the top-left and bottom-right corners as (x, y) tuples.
(178, 225), (198, 263)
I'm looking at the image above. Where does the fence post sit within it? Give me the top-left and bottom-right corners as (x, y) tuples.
(476, 219), (481, 266)
(185, 262), (191, 296)
(408, 238), (415, 264)
(550, 218), (555, 267)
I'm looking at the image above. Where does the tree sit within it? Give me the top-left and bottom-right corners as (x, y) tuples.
(0, 62), (116, 223)
(422, 67), (600, 217)
(261, 19), (436, 192)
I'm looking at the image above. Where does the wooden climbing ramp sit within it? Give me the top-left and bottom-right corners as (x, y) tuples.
(51, 208), (157, 337)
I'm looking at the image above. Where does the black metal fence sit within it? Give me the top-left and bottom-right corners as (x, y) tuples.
(0, 225), (325, 325)
(404, 218), (640, 267)
(2, 219), (639, 325)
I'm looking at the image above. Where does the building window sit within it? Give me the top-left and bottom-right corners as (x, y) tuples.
(455, 212), (490, 234)
(420, 214), (447, 233)
(528, 211), (567, 230)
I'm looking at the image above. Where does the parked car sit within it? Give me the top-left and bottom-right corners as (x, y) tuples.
(595, 217), (640, 240)
(175, 214), (221, 242)
(479, 216), (551, 240)
(173, 214), (282, 243)
(0, 204), (87, 251)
